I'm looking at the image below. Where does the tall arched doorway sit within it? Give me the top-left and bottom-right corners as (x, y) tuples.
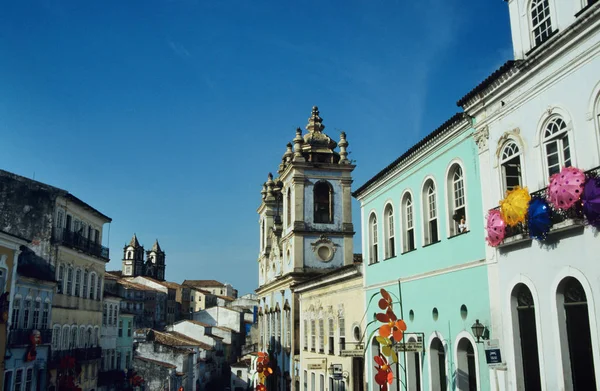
(511, 283), (541, 390)
(407, 336), (421, 391)
(558, 277), (597, 390)
(430, 337), (447, 391)
(455, 338), (477, 391)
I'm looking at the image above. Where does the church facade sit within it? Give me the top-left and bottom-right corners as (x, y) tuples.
(121, 234), (166, 281)
(255, 107), (356, 391)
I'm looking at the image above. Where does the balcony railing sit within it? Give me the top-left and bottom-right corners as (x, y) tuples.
(8, 329), (52, 346)
(50, 346), (102, 366)
(53, 228), (109, 261)
(492, 166), (600, 243)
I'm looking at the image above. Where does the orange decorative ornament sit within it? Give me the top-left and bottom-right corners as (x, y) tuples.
(374, 354), (393, 390)
(376, 309), (407, 342)
(378, 289), (393, 312)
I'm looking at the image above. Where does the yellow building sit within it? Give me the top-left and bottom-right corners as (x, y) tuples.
(49, 194), (112, 391)
(295, 262), (365, 391)
(0, 230), (28, 389)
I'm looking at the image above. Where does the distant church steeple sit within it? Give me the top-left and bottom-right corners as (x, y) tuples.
(122, 235), (166, 281)
(122, 233), (144, 277)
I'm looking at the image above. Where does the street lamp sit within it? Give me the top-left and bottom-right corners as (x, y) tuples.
(471, 319), (485, 343)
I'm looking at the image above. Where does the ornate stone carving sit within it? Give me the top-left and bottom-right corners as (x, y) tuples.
(473, 126), (489, 152)
(310, 234), (338, 262)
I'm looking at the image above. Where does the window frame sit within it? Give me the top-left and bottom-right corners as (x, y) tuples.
(422, 178), (439, 246)
(529, 0), (554, 47)
(368, 212), (379, 264)
(401, 192), (415, 253)
(383, 203), (395, 259)
(541, 115), (573, 178)
(500, 140), (524, 195)
(313, 181), (334, 224)
(446, 162), (468, 238)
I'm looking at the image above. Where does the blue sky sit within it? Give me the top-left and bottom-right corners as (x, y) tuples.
(0, 0), (512, 295)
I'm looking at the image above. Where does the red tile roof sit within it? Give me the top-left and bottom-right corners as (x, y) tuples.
(183, 279), (225, 288)
(135, 356), (176, 369)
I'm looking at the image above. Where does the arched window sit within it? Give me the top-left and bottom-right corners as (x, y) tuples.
(384, 204), (396, 259)
(303, 319), (308, 350)
(70, 325), (78, 349)
(66, 266), (73, 295)
(103, 304), (108, 325)
(310, 319), (316, 352)
(557, 278), (597, 389)
(89, 273), (96, 300)
(447, 164), (466, 237)
(82, 270), (88, 298)
(422, 180), (438, 245)
(97, 277), (102, 301)
(57, 264), (65, 294)
(543, 116), (572, 177)
(261, 219), (266, 252)
(62, 326), (70, 350)
(313, 181), (333, 224)
(531, 0), (553, 46)
(456, 338), (477, 391)
(402, 193), (415, 252)
(22, 298), (31, 329)
(74, 268), (81, 297)
(511, 284), (542, 390)
(286, 188), (292, 227)
(500, 141), (523, 195)
(369, 213), (378, 264)
(32, 298), (41, 329)
(407, 336), (422, 391)
(430, 337), (447, 391)
(52, 324), (61, 350)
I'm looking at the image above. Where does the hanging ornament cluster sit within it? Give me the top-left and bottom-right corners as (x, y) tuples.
(486, 166), (600, 247)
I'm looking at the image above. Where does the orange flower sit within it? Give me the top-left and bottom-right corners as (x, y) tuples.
(256, 384), (266, 391)
(374, 354), (393, 390)
(378, 289), (393, 312)
(376, 309), (407, 342)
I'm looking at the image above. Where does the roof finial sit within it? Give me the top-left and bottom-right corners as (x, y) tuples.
(306, 106), (325, 133)
(293, 128), (305, 162)
(339, 131), (349, 164)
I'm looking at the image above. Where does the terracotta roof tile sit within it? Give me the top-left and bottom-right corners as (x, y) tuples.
(183, 279), (225, 288)
(135, 356), (176, 369)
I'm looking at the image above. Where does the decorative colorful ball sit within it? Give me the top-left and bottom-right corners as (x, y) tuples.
(500, 186), (531, 226)
(581, 176), (600, 228)
(527, 197), (553, 240)
(547, 166), (585, 210)
(486, 209), (506, 247)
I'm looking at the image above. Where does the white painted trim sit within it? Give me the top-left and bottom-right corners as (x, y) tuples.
(427, 331), (448, 391)
(364, 259), (486, 291)
(419, 175), (439, 247)
(7, 248), (21, 328)
(496, 136), (528, 195)
(505, 275), (547, 391)
(400, 189), (415, 254)
(444, 159), (469, 238)
(549, 267), (600, 390)
(382, 201), (396, 259)
(453, 331), (481, 391)
(588, 80), (600, 163)
(367, 209), (379, 265)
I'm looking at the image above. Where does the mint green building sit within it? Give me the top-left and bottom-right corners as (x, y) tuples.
(353, 113), (491, 391)
(117, 312), (134, 372)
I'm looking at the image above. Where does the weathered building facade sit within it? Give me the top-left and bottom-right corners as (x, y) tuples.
(0, 169), (111, 390)
(459, 1), (600, 389)
(255, 106), (356, 391)
(295, 263), (364, 391)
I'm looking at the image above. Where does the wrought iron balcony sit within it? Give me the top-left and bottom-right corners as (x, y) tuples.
(50, 346), (102, 366)
(491, 165), (600, 244)
(53, 228), (109, 261)
(8, 328), (52, 346)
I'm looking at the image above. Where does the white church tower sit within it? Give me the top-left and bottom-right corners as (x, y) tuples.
(256, 106), (355, 390)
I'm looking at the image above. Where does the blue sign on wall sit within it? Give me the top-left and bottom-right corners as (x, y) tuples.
(485, 348), (502, 365)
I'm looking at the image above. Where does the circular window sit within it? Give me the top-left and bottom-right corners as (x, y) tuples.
(460, 304), (468, 320)
(432, 307), (439, 321)
(353, 326), (361, 341)
(317, 246), (332, 261)
(409, 310), (414, 322)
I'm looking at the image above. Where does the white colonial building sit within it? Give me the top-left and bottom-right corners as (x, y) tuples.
(459, 1), (600, 390)
(255, 106), (356, 391)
